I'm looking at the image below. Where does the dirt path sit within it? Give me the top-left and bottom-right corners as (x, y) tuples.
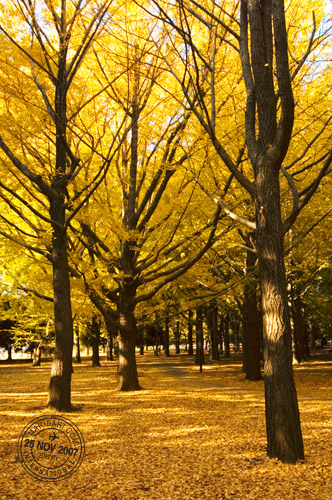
(141, 359), (255, 393)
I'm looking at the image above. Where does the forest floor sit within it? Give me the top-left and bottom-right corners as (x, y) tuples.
(0, 352), (332, 500)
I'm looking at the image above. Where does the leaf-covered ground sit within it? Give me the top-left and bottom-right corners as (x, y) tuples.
(0, 352), (332, 499)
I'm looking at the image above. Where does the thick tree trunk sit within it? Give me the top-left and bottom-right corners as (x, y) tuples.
(48, 215), (73, 411)
(188, 310), (194, 355)
(242, 245), (262, 380)
(256, 167), (304, 463)
(117, 332), (141, 390)
(117, 284), (141, 391)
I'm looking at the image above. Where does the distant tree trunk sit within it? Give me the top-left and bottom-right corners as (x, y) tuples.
(91, 316), (101, 367)
(188, 310), (194, 355)
(223, 313), (230, 358)
(107, 334), (114, 361)
(291, 294), (305, 363)
(32, 345), (41, 366)
(232, 320), (240, 353)
(208, 301), (219, 360)
(242, 244), (262, 380)
(302, 311), (310, 359)
(175, 321), (180, 355)
(195, 306), (205, 369)
(75, 324), (81, 364)
(154, 326), (159, 356)
(219, 317), (224, 355)
(164, 309), (170, 356)
(7, 345), (12, 362)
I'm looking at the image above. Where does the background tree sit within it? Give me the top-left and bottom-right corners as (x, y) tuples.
(72, 15), (223, 390)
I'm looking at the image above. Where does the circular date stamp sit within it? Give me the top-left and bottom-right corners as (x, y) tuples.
(17, 414), (85, 481)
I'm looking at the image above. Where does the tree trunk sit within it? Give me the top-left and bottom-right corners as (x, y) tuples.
(188, 310), (194, 355)
(154, 325), (159, 356)
(164, 309), (170, 357)
(256, 166), (304, 463)
(107, 334), (114, 361)
(48, 215), (73, 411)
(75, 324), (81, 363)
(175, 320), (180, 355)
(302, 311), (310, 359)
(117, 284), (141, 391)
(232, 320), (240, 353)
(219, 317), (223, 355)
(195, 306), (205, 369)
(291, 294), (305, 363)
(91, 316), (101, 367)
(7, 345), (12, 362)
(223, 314), (231, 358)
(208, 301), (219, 361)
(242, 244), (262, 380)
(47, 45), (74, 411)
(117, 332), (141, 390)
(32, 345), (41, 366)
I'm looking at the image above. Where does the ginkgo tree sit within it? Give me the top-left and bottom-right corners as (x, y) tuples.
(70, 16), (225, 389)
(0, 0), (132, 410)
(148, 0), (332, 462)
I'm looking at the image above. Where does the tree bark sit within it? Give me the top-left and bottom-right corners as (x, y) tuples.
(117, 332), (141, 391)
(117, 281), (141, 391)
(256, 166), (304, 463)
(48, 219), (73, 411)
